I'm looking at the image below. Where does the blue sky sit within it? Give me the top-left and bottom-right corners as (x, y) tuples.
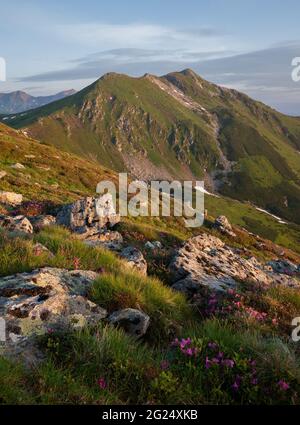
(1, 0), (300, 114)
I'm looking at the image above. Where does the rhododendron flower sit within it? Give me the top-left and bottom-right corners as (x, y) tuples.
(208, 342), (218, 350)
(222, 359), (235, 368)
(97, 377), (107, 389)
(171, 338), (179, 346)
(205, 356), (212, 369)
(278, 380), (289, 391)
(232, 376), (242, 391)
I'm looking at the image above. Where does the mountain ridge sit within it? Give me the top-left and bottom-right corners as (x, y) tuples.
(2, 69), (300, 225)
(0, 89), (76, 114)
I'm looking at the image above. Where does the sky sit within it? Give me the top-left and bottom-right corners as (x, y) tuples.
(1, 0), (300, 115)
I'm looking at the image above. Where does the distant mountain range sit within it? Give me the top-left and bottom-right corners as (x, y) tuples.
(0, 89), (76, 114)
(2, 69), (300, 225)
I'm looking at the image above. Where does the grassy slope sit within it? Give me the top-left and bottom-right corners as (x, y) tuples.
(1, 123), (300, 404)
(1, 226), (300, 404)
(163, 70), (300, 225)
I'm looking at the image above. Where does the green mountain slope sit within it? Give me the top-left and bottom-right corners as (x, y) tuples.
(2, 69), (300, 225)
(1, 121), (300, 255)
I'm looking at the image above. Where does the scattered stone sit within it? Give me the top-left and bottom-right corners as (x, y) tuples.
(83, 230), (123, 251)
(0, 215), (33, 234)
(120, 247), (147, 275)
(0, 171), (7, 179)
(169, 233), (299, 296)
(108, 308), (150, 338)
(10, 163), (25, 170)
(145, 241), (162, 250)
(0, 191), (23, 206)
(214, 215), (236, 238)
(29, 215), (56, 231)
(56, 195), (120, 236)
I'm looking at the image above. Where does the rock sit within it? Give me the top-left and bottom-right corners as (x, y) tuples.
(32, 243), (54, 258)
(267, 259), (298, 276)
(0, 171), (7, 179)
(2, 335), (46, 368)
(145, 241), (162, 250)
(56, 195), (120, 236)
(10, 163), (25, 170)
(0, 191), (23, 206)
(214, 215), (236, 238)
(108, 308), (150, 338)
(0, 268), (107, 343)
(169, 233), (299, 297)
(83, 230), (123, 251)
(0, 215), (33, 234)
(29, 215), (56, 231)
(120, 247), (147, 275)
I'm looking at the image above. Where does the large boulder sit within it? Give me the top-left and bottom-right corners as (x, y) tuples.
(120, 247), (147, 275)
(56, 195), (120, 236)
(214, 215), (236, 238)
(108, 308), (150, 338)
(0, 268), (107, 345)
(0, 191), (23, 206)
(0, 215), (33, 234)
(169, 233), (299, 296)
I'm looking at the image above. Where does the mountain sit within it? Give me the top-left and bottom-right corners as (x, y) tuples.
(0, 89), (76, 114)
(2, 69), (300, 225)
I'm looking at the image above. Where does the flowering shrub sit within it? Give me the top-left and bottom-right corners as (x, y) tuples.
(194, 288), (278, 328)
(164, 336), (297, 404)
(13, 200), (50, 217)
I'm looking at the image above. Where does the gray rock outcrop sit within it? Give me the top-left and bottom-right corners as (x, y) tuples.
(120, 247), (147, 275)
(169, 233), (300, 296)
(108, 308), (150, 338)
(0, 215), (33, 234)
(56, 195), (120, 236)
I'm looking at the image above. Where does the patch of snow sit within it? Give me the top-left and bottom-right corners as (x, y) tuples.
(195, 186), (220, 197)
(255, 207), (287, 224)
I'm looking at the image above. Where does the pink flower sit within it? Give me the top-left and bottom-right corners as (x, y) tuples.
(205, 356), (212, 369)
(208, 342), (218, 350)
(222, 359), (235, 368)
(180, 338), (191, 350)
(278, 380), (289, 391)
(232, 376), (242, 391)
(73, 257), (80, 270)
(232, 381), (240, 391)
(97, 377), (107, 389)
(171, 338), (179, 347)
